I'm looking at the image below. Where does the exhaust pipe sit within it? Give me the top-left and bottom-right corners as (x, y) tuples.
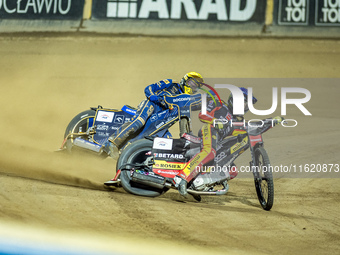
(131, 171), (171, 189)
(73, 138), (102, 153)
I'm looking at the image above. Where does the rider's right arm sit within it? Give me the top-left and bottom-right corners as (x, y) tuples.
(198, 106), (222, 124)
(198, 111), (215, 124)
(144, 79), (173, 99)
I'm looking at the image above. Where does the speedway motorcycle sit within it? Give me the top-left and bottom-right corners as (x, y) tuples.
(109, 118), (279, 211)
(59, 94), (195, 154)
(60, 89), (277, 210)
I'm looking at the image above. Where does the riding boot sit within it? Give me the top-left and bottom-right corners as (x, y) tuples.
(173, 176), (189, 198)
(178, 179), (188, 198)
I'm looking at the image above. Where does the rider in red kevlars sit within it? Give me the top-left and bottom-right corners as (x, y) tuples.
(173, 87), (283, 198)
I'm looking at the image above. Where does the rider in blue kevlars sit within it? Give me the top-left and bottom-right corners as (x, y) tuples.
(102, 72), (204, 160)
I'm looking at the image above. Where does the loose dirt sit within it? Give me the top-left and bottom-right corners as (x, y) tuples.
(0, 35), (339, 255)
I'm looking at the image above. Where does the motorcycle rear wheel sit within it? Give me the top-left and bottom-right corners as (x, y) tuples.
(118, 139), (169, 197)
(63, 109), (96, 152)
(253, 147), (274, 211)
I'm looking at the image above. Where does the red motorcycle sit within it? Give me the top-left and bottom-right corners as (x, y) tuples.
(106, 118), (281, 211)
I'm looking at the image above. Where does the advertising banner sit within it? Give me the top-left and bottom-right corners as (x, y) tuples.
(0, 0), (84, 20)
(92, 0), (266, 24)
(315, 0), (340, 26)
(277, 0), (309, 25)
(276, 0), (340, 26)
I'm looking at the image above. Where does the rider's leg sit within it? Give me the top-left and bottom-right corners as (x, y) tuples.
(110, 99), (154, 147)
(174, 124), (216, 197)
(103, 99), (155, 159)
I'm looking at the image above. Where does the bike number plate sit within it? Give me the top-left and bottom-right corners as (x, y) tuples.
(152, 137), (188, 177)
(93, 110), (131, 145)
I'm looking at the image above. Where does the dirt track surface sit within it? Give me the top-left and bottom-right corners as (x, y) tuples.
(0, 35), (339, 255)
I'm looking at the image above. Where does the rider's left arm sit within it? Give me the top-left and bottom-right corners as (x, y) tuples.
(144, 79), (173, 99)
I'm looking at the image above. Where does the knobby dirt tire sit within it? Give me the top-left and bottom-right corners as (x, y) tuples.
(118, 139), (169, 197)
(63, 109), (96, 152)
(254, 147), (274, 211)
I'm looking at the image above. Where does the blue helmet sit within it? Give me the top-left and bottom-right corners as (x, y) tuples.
(227, 87), (257, 115)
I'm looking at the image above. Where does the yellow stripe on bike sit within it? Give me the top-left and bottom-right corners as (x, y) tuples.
(183, 124), (211, 176)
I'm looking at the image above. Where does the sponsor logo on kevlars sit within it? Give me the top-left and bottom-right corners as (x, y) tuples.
(173, 97), (190, 102)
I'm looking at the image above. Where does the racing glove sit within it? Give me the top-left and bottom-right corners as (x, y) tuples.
(149, 95), (168, 109)
(214, 122), (224, 130)
(273, 116), (284, 125)
(213, 118), (227, 130)
(149, 95), (159, 102)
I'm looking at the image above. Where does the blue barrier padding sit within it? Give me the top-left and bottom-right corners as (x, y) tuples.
(0, 240), (121, 255)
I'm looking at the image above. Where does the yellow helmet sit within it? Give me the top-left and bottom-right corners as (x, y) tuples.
(180, 71), (204, 94)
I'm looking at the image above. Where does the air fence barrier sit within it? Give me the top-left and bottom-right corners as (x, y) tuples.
(0, 0), (339, 37)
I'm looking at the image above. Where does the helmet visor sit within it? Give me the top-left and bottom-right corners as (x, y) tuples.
(186, 78), (203, 94)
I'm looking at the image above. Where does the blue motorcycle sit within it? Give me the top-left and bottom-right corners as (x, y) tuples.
(59, 94), (196, 155)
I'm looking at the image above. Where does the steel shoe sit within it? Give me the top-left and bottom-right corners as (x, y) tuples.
(102, 141), (119, 160)
(178, 178), (189, 198)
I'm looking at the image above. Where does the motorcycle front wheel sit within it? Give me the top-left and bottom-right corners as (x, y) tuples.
(118, 139), (169, 197)
(253, 147), (274, 211)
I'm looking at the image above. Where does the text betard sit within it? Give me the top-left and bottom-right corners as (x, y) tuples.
(106, 0), (258, 21)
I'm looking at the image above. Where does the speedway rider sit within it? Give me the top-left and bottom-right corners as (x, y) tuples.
(102, 72), (204, 161)
(173, 88), (284, 198)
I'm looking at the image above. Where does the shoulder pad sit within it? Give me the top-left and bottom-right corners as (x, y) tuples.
(156, 79), (172, 89)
